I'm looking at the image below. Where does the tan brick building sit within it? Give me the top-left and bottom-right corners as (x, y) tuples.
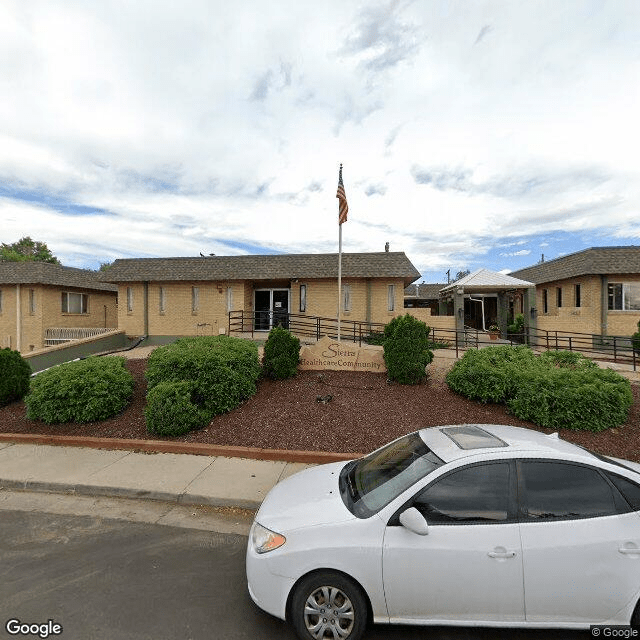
(100, 252), (421, 340)
(510, 246), (640, 338)
(0, 262), (118, 353)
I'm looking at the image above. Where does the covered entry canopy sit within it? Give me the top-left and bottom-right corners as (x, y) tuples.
(439, 268), (535, 333)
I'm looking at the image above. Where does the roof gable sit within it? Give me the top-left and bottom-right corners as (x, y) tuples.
(440, 268), (533, 291)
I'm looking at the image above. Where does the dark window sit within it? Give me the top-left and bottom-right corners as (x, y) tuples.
(520, 461), (619, 520)
(575, 284), (581, 308)
(606, 472), (640, 511)
(414, 462), (511, 524)
(608, 283), (640, 311)
(556, 287), (562, 308)
(542, 289), (548, 314)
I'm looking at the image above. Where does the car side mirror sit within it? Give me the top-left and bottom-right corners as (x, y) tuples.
(399, 507), (429, 536)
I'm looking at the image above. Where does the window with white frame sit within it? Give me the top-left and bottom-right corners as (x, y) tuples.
(127, 287), (134, 313)
(192, 286), (199, 312)
(226, 286), (234, 312)
(159, 287), (166, 313)
(299, 284), (307, 312)
(61, 292), (88, 314)
(342, 284), (352, 312)
(388, 284), (395, 311)
(608, 283), (640, 310)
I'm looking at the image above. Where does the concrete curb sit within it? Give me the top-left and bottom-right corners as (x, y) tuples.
(0, 433), (361, 464)
(0, 478), (264, 510)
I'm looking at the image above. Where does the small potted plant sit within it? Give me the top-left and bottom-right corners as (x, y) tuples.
(488, 324), (500, 340)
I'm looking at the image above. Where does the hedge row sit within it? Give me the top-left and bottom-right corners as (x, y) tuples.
(446, 346), (632, 431)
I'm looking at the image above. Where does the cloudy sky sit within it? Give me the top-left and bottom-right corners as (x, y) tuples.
(1, 0), (639, 282)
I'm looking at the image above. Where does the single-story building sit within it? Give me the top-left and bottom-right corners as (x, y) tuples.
(0, 262), (118, 352)
(510, 246), (640, 338)
(99, 252), (421, 340)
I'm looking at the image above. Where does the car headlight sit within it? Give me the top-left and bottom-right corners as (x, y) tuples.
(252, 522), (286, 554)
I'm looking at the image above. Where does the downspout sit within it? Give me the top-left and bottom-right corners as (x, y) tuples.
(600, 275), (608, 336)
(16, 284), (21, 352)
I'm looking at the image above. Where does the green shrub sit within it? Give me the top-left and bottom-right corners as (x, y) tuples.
(507, 313), (525, 335)
(145, 336), (261, 433)
(262, 326), (301, 380)
(0, 348), (31, 406)
(362, 331), (386, 346)
(445, 346), (535, 403)
(145, 381), (210, 436)
(25, 357), (134, 423)
(446, 346), (632, 431)
(383, 314), (434, 384)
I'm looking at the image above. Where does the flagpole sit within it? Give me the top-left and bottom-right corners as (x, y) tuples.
(338, 220), (342, 343)
(336, 163), (348, 344)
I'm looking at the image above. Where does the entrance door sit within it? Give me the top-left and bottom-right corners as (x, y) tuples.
(254, 289), (289, 331)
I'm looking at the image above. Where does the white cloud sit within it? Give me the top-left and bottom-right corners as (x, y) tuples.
(0, 0), (638, 281)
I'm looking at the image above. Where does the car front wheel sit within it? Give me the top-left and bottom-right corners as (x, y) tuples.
(290, 571), (368, 640)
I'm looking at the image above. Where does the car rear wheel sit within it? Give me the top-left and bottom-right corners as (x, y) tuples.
(290, 571), (368, 640)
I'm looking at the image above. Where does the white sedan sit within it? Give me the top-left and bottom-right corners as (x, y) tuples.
(246, 424), (640, 640)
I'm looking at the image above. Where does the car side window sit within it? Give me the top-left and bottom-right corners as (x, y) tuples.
(413, 462), (511, 524)
(605, 472), (640, 511)
(520, 461), (621, 521)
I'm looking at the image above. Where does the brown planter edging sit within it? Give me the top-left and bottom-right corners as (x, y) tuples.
(0, 433), (361, 464)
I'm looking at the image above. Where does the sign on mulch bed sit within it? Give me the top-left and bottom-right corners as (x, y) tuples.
(299, 336), (386, 373)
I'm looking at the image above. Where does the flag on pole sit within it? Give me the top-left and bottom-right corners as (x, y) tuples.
(336, 163), (348, 225)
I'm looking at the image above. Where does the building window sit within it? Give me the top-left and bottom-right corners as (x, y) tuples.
(542, 289), (548, 314)
(159, 287), (166, 313)
(127, 287), (134, 312)
(0, 289), (3, 314)
(556, 287), (562, 308)
(342, 284), (352, 312)
(608, 283), (640, 310)
(29, 289), (35, 315)
(226, 286), (234, 312)
(192, 286), (199, 312)
(388, 285), (395, 311)
(299, 284), (307, 312)
(61, 292), (88, 314)
(575, 284), (581, 308)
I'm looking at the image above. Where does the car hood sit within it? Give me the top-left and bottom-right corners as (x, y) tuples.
(255, 461), (356, 532)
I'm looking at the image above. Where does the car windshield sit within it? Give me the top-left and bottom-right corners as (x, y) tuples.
(339, 432), (443, 518)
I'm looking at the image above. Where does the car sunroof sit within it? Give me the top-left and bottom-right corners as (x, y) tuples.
(440, 425), (508, 450)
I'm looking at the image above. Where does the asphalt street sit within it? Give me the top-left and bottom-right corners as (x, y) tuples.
(0, 494), (591, 640)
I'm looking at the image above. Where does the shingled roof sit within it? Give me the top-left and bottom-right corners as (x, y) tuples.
(0, 262), (117, 292)
(509, 246), (640, 284)
(100, 252), (422, 286)
(404, 283), (446, 298)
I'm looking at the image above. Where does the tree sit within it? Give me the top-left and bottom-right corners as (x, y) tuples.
(0, 237), (60, 264)
(454, 269), (470, 281)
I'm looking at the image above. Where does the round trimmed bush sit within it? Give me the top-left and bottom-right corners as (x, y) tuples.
(25, 356), (134, 423)
(383, 314), (434, 384)
(145, 381), (210, 436)
(0, 348), (31, 407)
(145, 336), (261, 434)
(262, 326), (301, 380)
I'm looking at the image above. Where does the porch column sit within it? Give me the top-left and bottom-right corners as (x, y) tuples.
(497, 292), (508, 336)
(523, 286), (537, 344)
(454, 287), (465, 335)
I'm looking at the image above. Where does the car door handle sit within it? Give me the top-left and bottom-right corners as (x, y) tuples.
(618, 546), (640, 556)
(488, 548), (517, 559)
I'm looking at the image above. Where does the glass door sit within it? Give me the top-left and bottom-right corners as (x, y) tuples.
(254, 289), (289, 331)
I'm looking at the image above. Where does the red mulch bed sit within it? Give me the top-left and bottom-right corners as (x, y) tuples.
(2, 359), (640, 460)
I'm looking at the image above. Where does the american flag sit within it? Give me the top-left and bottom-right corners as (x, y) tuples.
(336, 164), (348, 225)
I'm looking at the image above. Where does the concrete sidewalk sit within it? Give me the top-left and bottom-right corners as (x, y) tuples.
(0, 441), (322, 510)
